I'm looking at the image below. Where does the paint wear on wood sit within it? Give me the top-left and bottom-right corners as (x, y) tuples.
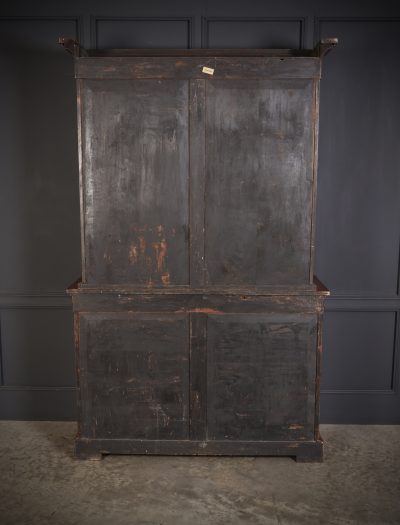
(64, 39), (335, 461)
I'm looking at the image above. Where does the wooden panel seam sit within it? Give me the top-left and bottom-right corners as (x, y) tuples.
(309, 78), (320, 284)
(76, 78), (87, 283)
(189, 79), (206, 286)
(189, 313), (207, 440)
(314, 312), (322, 439)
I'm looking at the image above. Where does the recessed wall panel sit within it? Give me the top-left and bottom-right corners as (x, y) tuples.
(315, 20), (400, 294)
(1, 309), (75, 387)
(0, 19), (80, 292)
(96, 18), (191, 49)
(321, 311), (396, 391)
(205, 18), (302, 49)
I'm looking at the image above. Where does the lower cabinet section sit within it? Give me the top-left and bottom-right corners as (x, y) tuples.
(72, 290), (325, 461)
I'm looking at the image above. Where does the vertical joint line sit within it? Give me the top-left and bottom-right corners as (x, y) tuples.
(309, 79), (318, 283)
(391, 311), (399, 392)
(0, 313), (4, 385)
(314, 312), (322, 439)
(203, 79), (207, 286)
(188, 80), (192, 286)
(188, 312), (192, 436)
(204, 314), (208, 441)
(396, 232), (400, 296)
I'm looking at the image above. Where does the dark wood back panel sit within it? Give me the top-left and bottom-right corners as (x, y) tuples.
(79, 312), (189, 439)
(78, 58), (319, 288)
(81, 79), (189, 285)
(204, 79), (315, 285)
(207, 313), (317, 441)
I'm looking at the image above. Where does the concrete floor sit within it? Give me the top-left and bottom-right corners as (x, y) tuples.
(0, 423), (399, 525)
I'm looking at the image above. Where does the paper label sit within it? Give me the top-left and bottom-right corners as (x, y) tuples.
(202, 66), (214, 75)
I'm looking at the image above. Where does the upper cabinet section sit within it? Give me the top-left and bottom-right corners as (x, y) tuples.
(62, 39), (337, 289)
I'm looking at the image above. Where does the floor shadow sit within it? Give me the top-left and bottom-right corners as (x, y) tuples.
(30, 420), (78, 460)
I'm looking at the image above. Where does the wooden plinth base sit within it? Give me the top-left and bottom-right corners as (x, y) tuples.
(75, 437), (323, 463)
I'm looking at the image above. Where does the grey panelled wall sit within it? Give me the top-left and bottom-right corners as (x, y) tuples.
(0, 1), (399, 423)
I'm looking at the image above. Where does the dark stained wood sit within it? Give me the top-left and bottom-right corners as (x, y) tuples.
(58, 37), (88, 57)
(189, 314), (207, 440)
(314, 38), (338, 58)
(204, 78), (314, 285)
(70, 289), (326, 315)
(75, 282), (319, 293)
(189, 79), (206, 286)
(313, 275), (329, 293)
(56, 39), (336, 59)
(314, 312), (324, 440)
(76, 80), (86, 282)
(64, 41), (334, 460)
(207, 314), (317, 441)
(70, 288), (326, 457)
(309, 79), (320, 283)
(81, 79), (189, 286)
(75, 436), (323, 461)
(78, 313), (189, 439)
(75, 56), (321, 80)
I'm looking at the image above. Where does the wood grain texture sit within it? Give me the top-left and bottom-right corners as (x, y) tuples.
(68, 46), (329, 459)
(72, 289), (325, 456)
(207, 314), (317, 441)
(75, 56), (321, 80)
(81, 79), (189, 286)
(189, 313), (207, 440)
(75, 436), (323, 461)
(189, 79), (206, 286)
(78, 313), (189, 439)
(70, 289), (326, 314)
(205, 79), (314, 285)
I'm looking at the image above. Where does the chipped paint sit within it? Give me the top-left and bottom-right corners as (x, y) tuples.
(152, 238), (167, 272)
(73, 314), (80, 349)
(138, 236), (146, 255)
(150, 403), (170, 428)
(128, 243), (138, 264)
(161, 272), (170, 285)
(189, 308), (221, 314)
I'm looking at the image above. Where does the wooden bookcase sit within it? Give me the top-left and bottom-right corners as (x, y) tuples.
(62, 37), (336, 461)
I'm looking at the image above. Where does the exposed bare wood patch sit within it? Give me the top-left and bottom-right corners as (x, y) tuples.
(161, 272), (170, 285)
(152, 238), (167, 273)
(128, 243), (138, 264)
